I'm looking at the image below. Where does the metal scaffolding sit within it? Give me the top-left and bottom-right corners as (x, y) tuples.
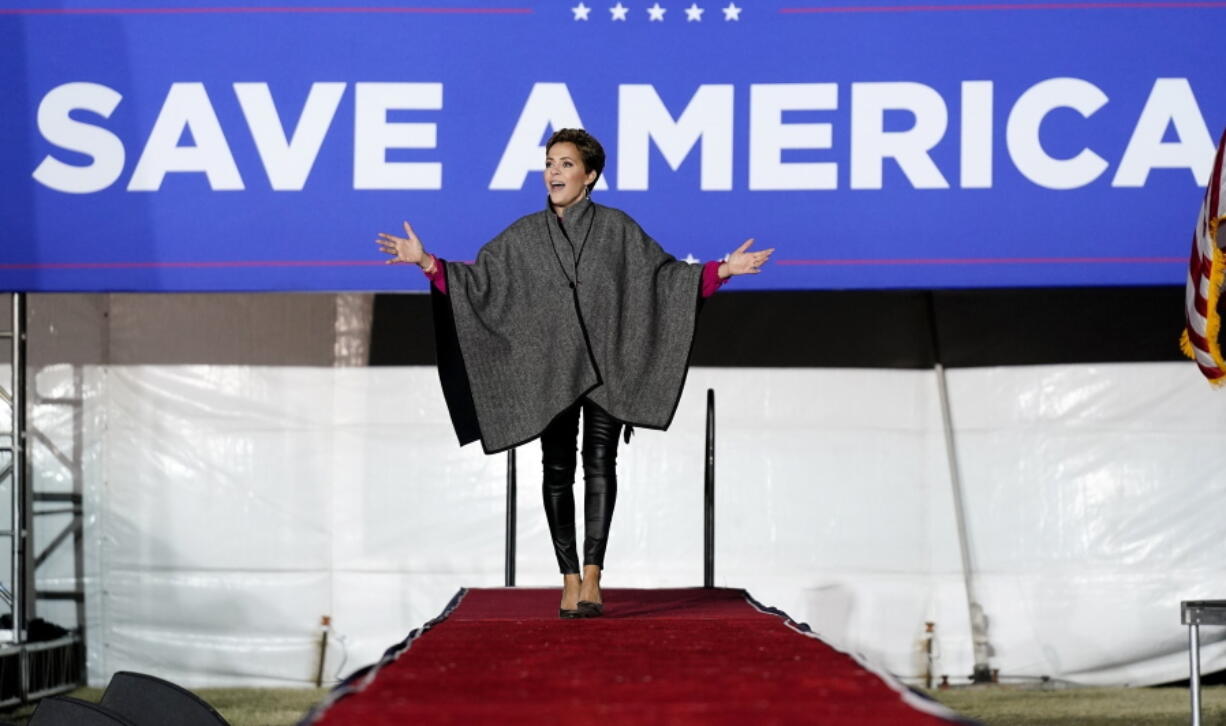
(0, 293), (84, 706)
(2, 294), (30, 644)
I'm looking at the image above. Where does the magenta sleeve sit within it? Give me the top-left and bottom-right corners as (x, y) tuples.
(422, 256), (447, 294)
(700, 260), (728, 298)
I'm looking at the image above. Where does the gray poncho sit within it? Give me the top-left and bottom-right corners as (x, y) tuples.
(433, 196), (703, 454)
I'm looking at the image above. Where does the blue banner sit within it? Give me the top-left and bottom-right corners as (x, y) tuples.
(1, 0), (1222, 291)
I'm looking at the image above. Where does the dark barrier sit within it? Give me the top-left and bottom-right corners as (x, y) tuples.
(29, 672), (229, 726)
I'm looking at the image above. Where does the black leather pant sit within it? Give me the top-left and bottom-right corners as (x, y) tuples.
(540, 398), (623, 574)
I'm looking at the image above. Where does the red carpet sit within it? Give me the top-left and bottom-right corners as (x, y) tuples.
(305, 587), (972, 725)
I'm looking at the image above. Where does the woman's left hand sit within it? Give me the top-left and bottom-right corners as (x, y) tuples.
(724, 238), (774, 276)
(376, 221), (427, 266)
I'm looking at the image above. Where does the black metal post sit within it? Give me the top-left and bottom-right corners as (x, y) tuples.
(504, 448), (516, 587)
(13, 294), (30, 643)
(704, 388), (715, 588)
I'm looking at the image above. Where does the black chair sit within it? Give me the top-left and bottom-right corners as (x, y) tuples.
(99, 671), (230, 726)
(28, 696), (138, 726)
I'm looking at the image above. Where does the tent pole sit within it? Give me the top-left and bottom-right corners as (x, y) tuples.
(928, 293), (993, 684)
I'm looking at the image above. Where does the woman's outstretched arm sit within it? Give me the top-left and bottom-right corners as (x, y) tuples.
(376, 220), (448, 293)
(720, 238), (774, 278)
(700, 238), (774, 297)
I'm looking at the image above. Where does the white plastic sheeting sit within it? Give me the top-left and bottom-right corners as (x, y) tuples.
(21, 362), (1226, 688)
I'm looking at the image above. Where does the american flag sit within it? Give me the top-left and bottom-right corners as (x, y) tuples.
(1182, 128), (1226, 384)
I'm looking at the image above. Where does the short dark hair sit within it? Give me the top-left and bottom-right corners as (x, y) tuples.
(546, 128), (605, 194)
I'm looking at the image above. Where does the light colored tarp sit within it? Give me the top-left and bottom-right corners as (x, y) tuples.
(19, 362), (1226, 688)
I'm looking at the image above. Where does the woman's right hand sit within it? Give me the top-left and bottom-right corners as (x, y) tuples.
(722, 238), (774, 277)
(377, 221), (428, 266)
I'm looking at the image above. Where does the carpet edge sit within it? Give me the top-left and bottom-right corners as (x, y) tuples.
(297, 587), (470, 726)
(738, 588), (983, 726)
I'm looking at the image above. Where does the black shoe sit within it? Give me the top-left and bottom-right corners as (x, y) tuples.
(559, 608), (584, 619)
(577, 601), (603, 617)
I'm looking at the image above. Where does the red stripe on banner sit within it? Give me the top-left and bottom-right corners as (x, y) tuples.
(779, 1), (1226, 12)
(0, 259), (386, 270)
(775, 256), (1183, 266)
(0, 6), (532, 15)
(1189, 238), (1204, 279)
(3, 257), (1184, 271)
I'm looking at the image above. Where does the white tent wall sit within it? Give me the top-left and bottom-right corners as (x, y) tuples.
(44, 364), (974, 687)
(13, 294), (1226, 689)
(945, 366), (1226, 685)
(36, 363), (1226, 689)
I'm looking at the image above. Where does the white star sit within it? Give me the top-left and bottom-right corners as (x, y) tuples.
(609, 1), (629, 20)
(572, 2), (591, 20)
(647, 2), (666, 21)
(722, 1), (741, 20)
(683, 253), (701, 264)
(684, 2), (703, 20)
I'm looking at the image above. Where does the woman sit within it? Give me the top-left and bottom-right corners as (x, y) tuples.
(377, 129), (772, 618)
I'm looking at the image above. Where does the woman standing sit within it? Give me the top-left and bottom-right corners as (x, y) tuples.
(377, 129), (772, 618)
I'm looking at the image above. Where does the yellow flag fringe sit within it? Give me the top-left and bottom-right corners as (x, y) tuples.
(1206, 238), (1226, 386)
(1184, 216), (1226, 386)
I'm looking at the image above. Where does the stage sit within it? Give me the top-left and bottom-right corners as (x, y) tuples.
(305, 587), (973, 725)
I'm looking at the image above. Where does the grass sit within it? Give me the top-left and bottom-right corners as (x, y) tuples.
(0, 684), (1221, 724)
(0, 687), (329, 726)
(927, 684), (1226, 725)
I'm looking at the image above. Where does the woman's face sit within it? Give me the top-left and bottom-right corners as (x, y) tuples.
(545, 142), (597, 213)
